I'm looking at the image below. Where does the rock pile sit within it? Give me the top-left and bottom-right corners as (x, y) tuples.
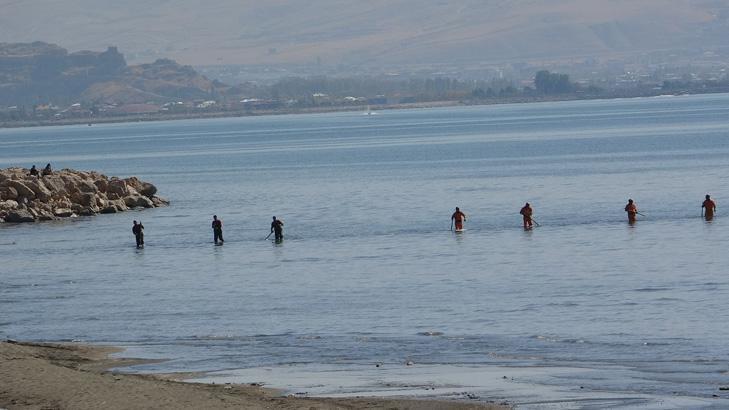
(0, 167), (168, 223)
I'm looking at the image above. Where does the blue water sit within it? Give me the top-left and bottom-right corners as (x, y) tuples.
(2, 95), (729, 408)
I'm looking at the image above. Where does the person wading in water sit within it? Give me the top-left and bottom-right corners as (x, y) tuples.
(702, 194), (717, 221)
(625, 199), (638, 224)
(451, 207), (466, 231)
(520, 202), (533, 229)
(212, 215), (224, 244)
(271, 216), (284, 242)
(132, 220), (145, 248)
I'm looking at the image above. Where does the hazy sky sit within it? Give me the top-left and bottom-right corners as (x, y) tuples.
(1, 1), (727, 66)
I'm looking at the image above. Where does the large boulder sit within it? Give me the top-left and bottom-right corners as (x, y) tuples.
(4, 210), (35, 223)
(107, 179), (129, 199)
(76, 179), (98, 193)
(76, 192), (96, 207)
(40, 175), (67, 197)
(94, 178), (108, 193)
(0, 200), (19, 210)
(99, 205), (118, 214)
(140, 182), (157, 197)
(25, 180), (53, 202)
(0, 186), (18, 200)
(124, 195), (154, 208)
(5, 180), (35, 200)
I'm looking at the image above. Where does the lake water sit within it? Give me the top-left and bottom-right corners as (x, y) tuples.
(2, 95), (729, 409)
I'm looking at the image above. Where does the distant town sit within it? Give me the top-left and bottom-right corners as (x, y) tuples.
(2, 42), (729, 127)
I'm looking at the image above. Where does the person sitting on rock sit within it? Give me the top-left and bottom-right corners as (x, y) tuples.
(41, 163), (52, 176)
(28, 165), (39, 176)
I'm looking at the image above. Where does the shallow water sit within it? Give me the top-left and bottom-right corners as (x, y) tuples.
(2, 95), (729, 408)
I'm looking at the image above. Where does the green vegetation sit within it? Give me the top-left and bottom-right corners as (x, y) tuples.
(534, 70), (574, 94)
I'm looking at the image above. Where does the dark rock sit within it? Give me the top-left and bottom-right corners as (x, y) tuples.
(78, 208), (96, 216)
(140, 182), (157, 197)
(100, 205), (118, 214)
(5, 210), (35, 223)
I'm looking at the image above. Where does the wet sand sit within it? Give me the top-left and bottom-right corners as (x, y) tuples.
(0, 340), (508, 409)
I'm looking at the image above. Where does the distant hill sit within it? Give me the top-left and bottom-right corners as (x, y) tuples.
(0, 42), (223, 105)
(1, 0), (728, 68)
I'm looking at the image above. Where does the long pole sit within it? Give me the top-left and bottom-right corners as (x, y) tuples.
(265, 231), (273, 240)
(531, 217), (541, 227)
(450, 219), (453, 231)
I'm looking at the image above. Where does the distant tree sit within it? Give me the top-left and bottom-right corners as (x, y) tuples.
(535, 70), (573, 94)
(471, 88), (486, 99)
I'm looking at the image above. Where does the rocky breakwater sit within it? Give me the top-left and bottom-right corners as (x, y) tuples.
(0, 167), (168, 223)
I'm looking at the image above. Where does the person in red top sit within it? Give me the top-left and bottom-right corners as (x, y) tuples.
(625, 199), (638, 224)
(451, 207), (466, 231)
(520, 202), (533, 229)
(702, 194), (716, 221)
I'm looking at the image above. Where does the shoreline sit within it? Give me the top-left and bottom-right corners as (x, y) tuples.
(0, 91), (717, 130)
(0, 340), (509, 409)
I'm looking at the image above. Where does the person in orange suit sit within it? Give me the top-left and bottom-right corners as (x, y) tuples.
(451, 207), (466, 231)
(625, 199), (638, 224)
(520, 203), (533, 229)
(702, 194), (716, 221)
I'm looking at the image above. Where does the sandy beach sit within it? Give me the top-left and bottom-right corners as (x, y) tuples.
(0, 341), (508, 410)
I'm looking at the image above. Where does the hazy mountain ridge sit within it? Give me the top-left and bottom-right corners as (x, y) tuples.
(0, 42), (222, 105)
(1, 0), (728, 67)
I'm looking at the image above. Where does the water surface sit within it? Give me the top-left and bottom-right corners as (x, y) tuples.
(2, 94), (728, 408)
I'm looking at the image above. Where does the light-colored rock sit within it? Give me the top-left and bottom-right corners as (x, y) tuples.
(0, 200), (19, 210)
(151, 196), (170, 207)
(41, 175), (67, 195)
(6, 180), (35, 199)
(25, 179), (53, 202)
(0, 167), (166, 222)
(0, 186), (19, 200)
(107, 179), (129, 199)
(54, 208), (75, 217)
(124, 195), (154, 208)
(74, 192), (97, 207)
(77, 179), (98, 193)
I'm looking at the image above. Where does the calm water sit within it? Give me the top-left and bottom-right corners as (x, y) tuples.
(2, 95), (729, 409)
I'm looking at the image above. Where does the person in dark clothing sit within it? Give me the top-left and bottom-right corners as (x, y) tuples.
(271, 216), (284, 242)
(132, 220), (144, 248)
(520, 202), (533, 229)
(28, 165), (39, 176)
(42, 163), (52, 176)
(212, 215), (224, 244)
